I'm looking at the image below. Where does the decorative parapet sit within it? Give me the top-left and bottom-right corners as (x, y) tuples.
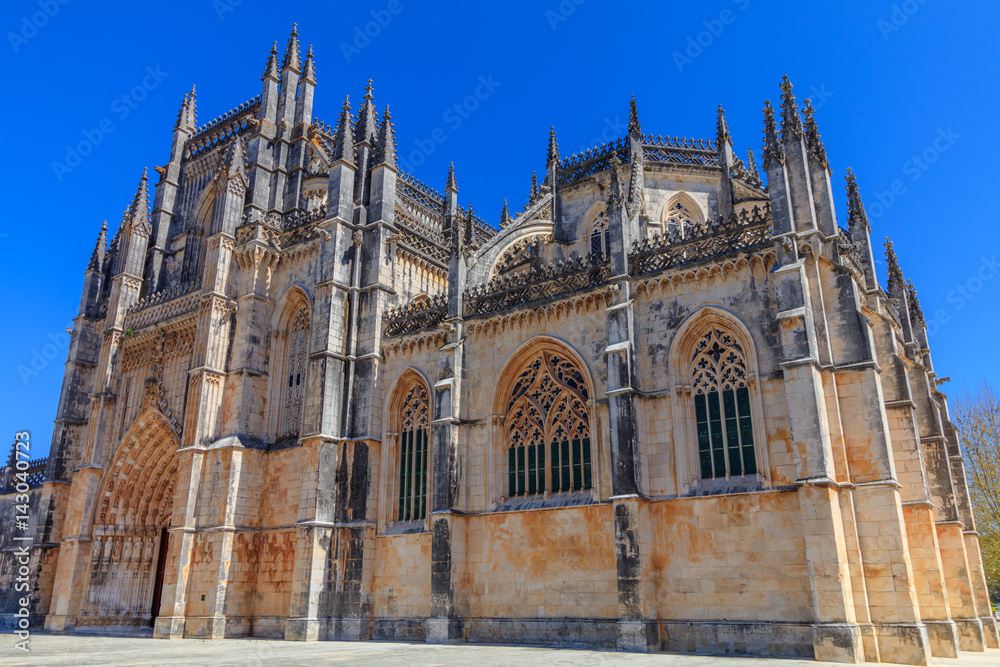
(557, 134), (720, 186)
(123, 282), (201, 330)
(185, 96), (261, 160)
(383, 295), (448, 338)
(397, 170), (444, 215)
(464, 255), (612, 319)
(629, 206), (772, 277)
(1, 455), (47, 494)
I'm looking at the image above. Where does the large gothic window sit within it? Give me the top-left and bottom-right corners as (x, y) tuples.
(282, 305), (309, 436)
(504, 351), (592, 497)
(691, 328), (757, 479)
(664, 196), (700, 234)
(396, 382), (429, 522)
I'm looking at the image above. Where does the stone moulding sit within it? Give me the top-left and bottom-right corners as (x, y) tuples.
(123, 283), (201, 331)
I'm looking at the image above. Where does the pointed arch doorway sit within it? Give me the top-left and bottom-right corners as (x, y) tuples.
(77, 404), (180, 629)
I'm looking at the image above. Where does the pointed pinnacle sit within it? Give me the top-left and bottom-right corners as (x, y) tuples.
(530, 171), (538, 202)
(845, 168), (870, 233)
(500, 198), (510, 227)
(628, 95), (641, 137)
(224, 136), (248, 179)
(263, 41), (280, 80)
(332, 96), (354, 164)
(906, 280), (925, 323)
(302, 45), (316, 83)
(762, 100), (783, 170)
(354, 80), (378, 145)
(364, 79), (374, 102)
(547, 126), (559, 169)
(746, 147), (761, 183)
(716, 105), (731, 150)
(446, 162), (458, 192)
(375, 105), (396, 168)
(802, 99), (828, 169)
(607, 152), (624, 210)
(884, 237), (904, 289)
(282, 23), (300, 71)
(87, 221), (108, 271)
(779, 75), (803, 139)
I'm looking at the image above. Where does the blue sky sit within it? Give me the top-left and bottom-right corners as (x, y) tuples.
(2, 0), (998, 458)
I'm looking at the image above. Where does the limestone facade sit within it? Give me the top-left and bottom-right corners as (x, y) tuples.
(1, 26), (996, 665)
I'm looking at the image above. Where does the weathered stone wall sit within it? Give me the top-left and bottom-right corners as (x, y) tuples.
(0, 488), (44, 629)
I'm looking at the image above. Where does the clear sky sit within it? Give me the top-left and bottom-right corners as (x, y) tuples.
(2, 0), (997, 458)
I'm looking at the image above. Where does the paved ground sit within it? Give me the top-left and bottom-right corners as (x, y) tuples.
(3, 634), (999, 666)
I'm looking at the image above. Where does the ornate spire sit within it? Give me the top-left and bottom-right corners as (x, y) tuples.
(884, 237), (904, 291)
(627, 152), (642, 213)
(302, 44), (316, 83)
(716, 105), (731, 149)
(802, 99), (828, 169)
(906, 280), (925, 324)
(221, 135), (248, 181)
(87, 221), (108, 272)
(779, 75), (803, 140)
(606, 152), (624, 211)
(128, 168), (151, 235)
(262, 41), (280, 80)
(354, 79), (378, 145)
(500, 198), (511, 228)
(175, 86), (197, 132)
(546, 126), (559, 170)
(332, 96), (354, 164)
(628, 95), (641, 138)
(446, 162), (458, 192)
(464, 204), (475, 244)
(530, 171), (538, 203)
(845, 169), (869, 233)
(762, 100), (784, 169)
(374, 105), (396, 168)
(745, 147), (762, 186)
(281, 24), (300, 71)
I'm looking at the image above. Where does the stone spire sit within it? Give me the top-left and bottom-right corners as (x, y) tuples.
(464, 204), (476, 245)
(546, 126), (559, 170)
(332, 96), (354, 164)
(716, 105), (731, 150)
(87, 221), (108, 272)
(301, 44), (316, 84)
(128, 168), (151, 235)
(627, 151), (643, 215)
(530, 171), (538, 203)
(746, 147), (761, 185)
(884, 237), (905, 292)
(281, 23), (300, 71)
(500, 198), (511, 228)
(446, 162), (457, 192)
(628, 95), (641, 138)
(222, 135), (248, 182)
(906, 280), (925, 324)
(354, 79), (378, 145)
(802, 100), (829, 170)
(175, 86), (197, 132)
(761, 100), (783, 169)
(374, 106), (396, 168)
(779, 75), (803, 141)
(845, 169), (869, 233)
(262, 41), (279, 80)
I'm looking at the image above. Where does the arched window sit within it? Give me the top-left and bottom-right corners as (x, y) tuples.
(691, 328), (756, 479)
(503, 351), (592, 497)
(664, 195), (701, 234)
(282, 305), (309, 436)
(395, 381), (429, 521)
(582, 202), (610, 259)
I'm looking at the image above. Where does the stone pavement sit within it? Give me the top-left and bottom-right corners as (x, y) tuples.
(4, 635), (999, 667)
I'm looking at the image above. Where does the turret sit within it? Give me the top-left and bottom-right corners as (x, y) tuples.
(716, 105), (735, 217)
(762, 99), (794, 239)
(367, 106), (397, 227)
(353, 80), (378, 214)
(79, 221), (107, 318)
(277, 24), (300, 127)
(294, 44), (316, 128)
(548, 126), (569, 241)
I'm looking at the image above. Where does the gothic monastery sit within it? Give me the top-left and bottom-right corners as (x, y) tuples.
(1, 25), (996, 665)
